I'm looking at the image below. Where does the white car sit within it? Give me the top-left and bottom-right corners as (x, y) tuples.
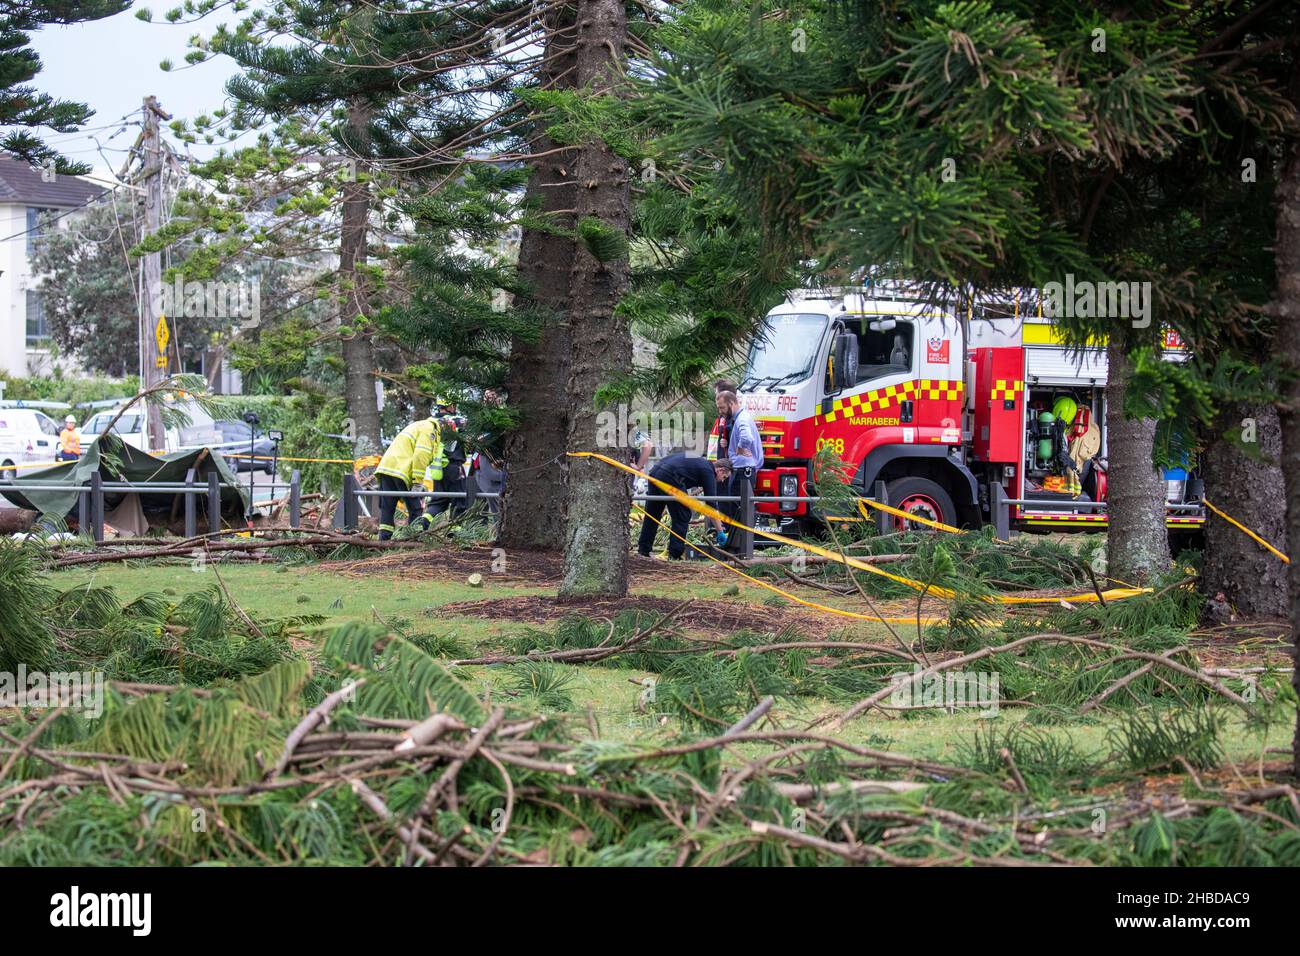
(81, 399), (222, 454)
(79, 410), (149, 450)
(0, 408), (65, 479)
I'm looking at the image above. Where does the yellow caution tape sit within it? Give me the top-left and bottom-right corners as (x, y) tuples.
(577, 452), (948, 594)
(856, 496), (964, 534)
(573, 452), (1147, 606)
(632, 503), (941, 625)
(1202, 498), (1290, 564)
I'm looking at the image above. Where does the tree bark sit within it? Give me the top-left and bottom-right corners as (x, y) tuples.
(499, 4), (580, 551)
(1271, 135), (1300, 780)
(338, 99), (382, 457)
(1200, 401), (1288, 618)
(1104, 342), (1171, 583)
(558, 0), (632, 598)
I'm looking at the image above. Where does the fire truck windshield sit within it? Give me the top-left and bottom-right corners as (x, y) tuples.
(742, 312), (827, 387)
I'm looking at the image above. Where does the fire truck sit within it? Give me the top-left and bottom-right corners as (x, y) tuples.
(739, 285), (1203, 537)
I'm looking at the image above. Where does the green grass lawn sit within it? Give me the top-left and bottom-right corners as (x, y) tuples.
(48, 557), (1293, 765)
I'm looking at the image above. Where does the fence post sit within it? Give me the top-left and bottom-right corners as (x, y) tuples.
(991, 481), (1011, 542)
(873, 480), (891, 536)
(184, 468), (198, 539)
(89, 471), (104, 544)
(207, 472), (221, 535)
(738, 478), (755, 559)
(289, 469), (301, 529)
(342, 473), (359, 530)
(78, 479), (89, 534)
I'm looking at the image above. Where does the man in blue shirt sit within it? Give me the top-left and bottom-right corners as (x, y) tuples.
(717, 389), (763, 481)
(638, 453), (732, 559)
(716, 390), (764, 553)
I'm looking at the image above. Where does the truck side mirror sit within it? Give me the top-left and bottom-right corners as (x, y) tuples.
(832, 334), (859, 391)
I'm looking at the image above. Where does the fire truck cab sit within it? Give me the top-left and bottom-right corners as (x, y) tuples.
(739, 287), (1202, 537)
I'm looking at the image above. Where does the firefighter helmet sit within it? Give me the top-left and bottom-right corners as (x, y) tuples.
(1052, 396), (1078, 426)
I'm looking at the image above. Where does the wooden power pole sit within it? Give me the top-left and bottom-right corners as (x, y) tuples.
(139, 95), (172, 452)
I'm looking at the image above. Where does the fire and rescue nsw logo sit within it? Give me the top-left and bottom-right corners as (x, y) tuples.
(926, 336), (950, 363)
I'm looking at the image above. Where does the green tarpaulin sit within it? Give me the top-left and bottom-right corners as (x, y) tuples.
(1, 436), (249, 528)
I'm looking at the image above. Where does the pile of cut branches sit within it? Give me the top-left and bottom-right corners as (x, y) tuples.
(3, 640), (1298, 866)
(3, 540), (1298, 866)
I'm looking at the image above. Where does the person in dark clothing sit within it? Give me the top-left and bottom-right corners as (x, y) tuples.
(638, 454), (732, 559)
(428, 426), (469, 517)
(378, 474), (429, 535)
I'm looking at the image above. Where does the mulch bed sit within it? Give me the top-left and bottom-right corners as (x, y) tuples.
(1188, 622), (1294, 670)
(437, 593), (841, 637)
(325, 544), (732, 586)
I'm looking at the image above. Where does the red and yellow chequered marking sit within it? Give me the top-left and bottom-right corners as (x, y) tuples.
(756, 419), (786, 454)
(820, 380), (963, 424)
(992, 379), (1024, 403)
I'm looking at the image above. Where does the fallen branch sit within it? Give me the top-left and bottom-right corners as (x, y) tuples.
(828, 632), (1259, 730)
(267, 679), (366, 780)
(51, 532), (425, 567)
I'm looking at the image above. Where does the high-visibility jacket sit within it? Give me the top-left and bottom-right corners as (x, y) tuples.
(706, 413), (731, 461)
(376, 418), (442, 485)
(59, 426), (80, 456)
(422, 420), (458, 489)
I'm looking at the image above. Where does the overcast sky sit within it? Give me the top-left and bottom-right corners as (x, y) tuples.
(29, 4), (239, 183)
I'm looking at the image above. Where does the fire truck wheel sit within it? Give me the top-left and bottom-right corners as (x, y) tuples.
(886, 477), (956, 532)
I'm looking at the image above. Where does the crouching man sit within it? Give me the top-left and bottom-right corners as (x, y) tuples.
(637, 453), (731, 560)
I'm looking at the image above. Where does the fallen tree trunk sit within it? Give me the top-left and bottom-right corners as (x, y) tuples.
(50, 533), (425, 568)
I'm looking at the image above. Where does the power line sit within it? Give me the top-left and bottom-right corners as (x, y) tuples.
(39, 112), (139, 138)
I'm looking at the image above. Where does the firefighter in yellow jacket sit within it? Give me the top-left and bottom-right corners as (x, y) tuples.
(375, 417), (443, 540)
(57, 415), (81, 461)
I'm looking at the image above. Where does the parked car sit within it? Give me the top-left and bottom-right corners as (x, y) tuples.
(213, 419), (278, 473)
(82, 398), (222, 454)
(0, 408), (64, 479)
(79, 410), (148, 450)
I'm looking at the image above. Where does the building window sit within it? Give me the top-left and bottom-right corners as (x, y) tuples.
(26, 291), (49, 348)
(27, 207), (54, 256)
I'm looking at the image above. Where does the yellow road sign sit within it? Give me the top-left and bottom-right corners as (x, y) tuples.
(155, 315), (170, 356)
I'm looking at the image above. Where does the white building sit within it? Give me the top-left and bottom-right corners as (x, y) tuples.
(0, 154), (106, 377)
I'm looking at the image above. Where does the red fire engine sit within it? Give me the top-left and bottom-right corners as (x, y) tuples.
(738, 286), (1203, 537)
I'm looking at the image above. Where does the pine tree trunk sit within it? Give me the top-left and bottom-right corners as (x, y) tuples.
(558, 0), (632, 598)
(338, 102), (381, 457)
(498, 4), (580, 552)
(1271, 136), (1300, 780)
(1104, 342), (1171, 582)
(1201, 402), (1288, 618)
